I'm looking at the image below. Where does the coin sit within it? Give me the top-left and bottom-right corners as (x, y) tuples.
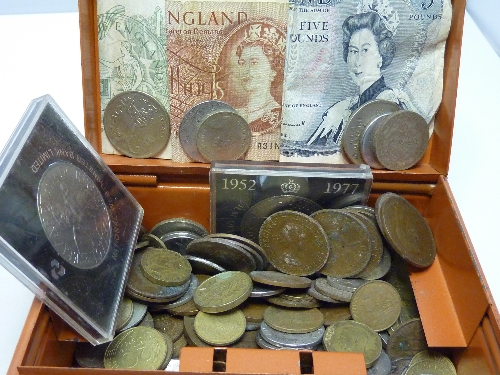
(373, 110), (429, 170)
(311, 209), (372, 278)
(139, 312), (155, 328)
(103, 91), (170, 158)
(323, 320), (382, 368)
(160, 231), (201, 255)
(308, 282), (343, 303)
(194, 310), (246, 346)
(193, 271), (253, 313)
(184, 255), (226, 275)
(350, 280), (402, 332)
(196, 111), (251, 161)
(405, 356), (457, 375)
(342, 100), (401, 164)
(164, 299), (199, 316)
(231, 330), (260, 349)
(150, 217), (209, 239)
(153, 313), (185, 342)
(361, 245), (392, 280)
(179, 100), (237, 162)
(367, 349), (392, 375)
(208, 233), (268, 269)
(267, 290), (321, 308)
(186, 237), (257, 273)
(115, 297), (134, 332)
(320, 306), (352, 326)
(259, 210), (329, 276)
(140, 233), (167, 249)
(250, 270), (312, 289)
(386, 318), (427, 360)
(172, 335), (188, 359)
(375, 193), (436, 268)
(140, 248), (192, 286)
(241, 300), (268, 323)
(251, 283), (286, 298)
(74, 342), (108, 368)
(183, 315), (210, 347)
(151, 273), (199, 310)
(263, 305), (324, 334)
(118, 301), (148, 332)
(314, 277), (355, 302)
(241, 195), (322, 244)
(104, 326), (168, 370)
(157, 331), (174, 370)
(259, 321), (325, 349)
(360, 114), (390, 169)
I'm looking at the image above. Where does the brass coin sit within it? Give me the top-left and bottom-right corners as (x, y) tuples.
(193, 271), (252, 313)
(140, 247), (192, 286)
(165, 299), (199, 316)
(186, 237), (256, 273)
(405, 354), (457, 375)
(320, 306), (352, 326)
(323, 320), (382, 368)
(386, 318), (427, 360)
(267, 290), (321, 308)
(342, 99), (401, 164)
(241, 195), (322, 244)
(118, 301), (148, 332)
(311, 209), (372, 278)
(152, 313), (185, 342)
(350, 280), (402, 332)
(240, 300), (269, 323)
(263, 305), (324, 334)
(259, 210), (330, 276)
(183, 315), (210, 347)
(103, 91), (170, 158)
(115, 297), (134, 332)
(373, 110), (429, 171)
(156, 331), (174, 370)
(250, 270), (312, 289)
(104, 326), (167, 370)
(196, 111), (251, 161)
(375, 192), (436, 268)
(194, 310), (246, 346)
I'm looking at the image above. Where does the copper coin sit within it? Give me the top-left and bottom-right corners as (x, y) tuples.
(250, 270), (312, 289)
(386, 318), (428, 360)
(342, 100), (401, 164)
(375, 193), (436, 268)
(263, 305), (324, 334)
(373, 110), (429, 170)
(259, 210), (329, 276)
(311, 209), (373, 278)
(196, 111), (251, 161)
(103, 91), (170, 158)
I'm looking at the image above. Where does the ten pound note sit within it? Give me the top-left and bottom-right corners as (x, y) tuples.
(167, 0), (289, 162)
(279, 0), (452, 163)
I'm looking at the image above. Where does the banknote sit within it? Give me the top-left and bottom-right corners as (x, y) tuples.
(166, 0), (289, 162)
(97, 1), (171, 158)
(279, 0), (452, 163)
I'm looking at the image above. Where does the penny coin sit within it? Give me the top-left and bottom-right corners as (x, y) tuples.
(74, 342), (108, 368)
(314, 277), (355, 302)
(194, 310), (246, 346)
(311, 209), (372, 278)
(361, 114), (390, 169)
(196, 111), (251, 161)
(152, 313), (185, 342)
(103, 91), (170, 158)
(231, 330), (260, 349)
(373, 110), (429, 170)
(320, 306), (352, 326)
(150, 217), (208, 239)
(259, 210), (330, 276)
(179, 100), (237, 162)
(241, 195), (322, 244)
(267, 290), (321, 308)
(308, 282), (343, 303)
(184, 255), (226, 275)
(323, 320), (382, 368)
(386, 318), (427, 360)
(263, 305), (324, 334)
(104, 326), (168, 370)
(342, 100), (401, 164)
(186, 237), (256, 273)
(361, 245), (392, 280)
(140, 248), (192, 286)
(260, 321), (325, 349)
(115, 297), (134, 332)
(241, 300), (268, 323)
(350, 280), (402, 332)
(250, 270), (312, 289)
(375, 192), (436, 268)
(183, 315), (210, 347)
(193, 271), (253, 313)
(208, 233), (268, 269)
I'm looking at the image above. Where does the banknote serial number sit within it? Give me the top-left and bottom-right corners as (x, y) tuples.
(221, 178), (257, 191)
(324, 182), (359, 194)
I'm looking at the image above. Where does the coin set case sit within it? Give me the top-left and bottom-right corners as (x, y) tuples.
(7, 0), (500, 373)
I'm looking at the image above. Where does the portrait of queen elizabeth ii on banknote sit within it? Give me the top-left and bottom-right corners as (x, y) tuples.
(280, 0), (452, 164)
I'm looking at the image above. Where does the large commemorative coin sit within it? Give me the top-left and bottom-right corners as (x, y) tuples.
(103, 91), (170, 158)
(375, 193), (436, 268)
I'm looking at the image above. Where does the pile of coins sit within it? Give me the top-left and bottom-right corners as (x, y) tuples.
(74, 192), (456, 374)
(179, 100), (252, 162)
(342, 100), (430, 171)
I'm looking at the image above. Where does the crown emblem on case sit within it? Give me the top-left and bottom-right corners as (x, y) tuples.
(281, 179), (300, 194)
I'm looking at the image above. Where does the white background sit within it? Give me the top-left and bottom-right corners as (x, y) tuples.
(0, 6), (499, 374)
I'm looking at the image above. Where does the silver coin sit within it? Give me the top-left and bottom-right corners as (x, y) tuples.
(342, 100), (401, 164)
(256, 331), (282, 350)
(368, 349), (392, 375)
(184, 255), (226, 275)
(241, 195), (322, 244)
(179, 100), (236, 162)
(307, 283), (343, 303)
(150, 274), (200, 310)
(103, 91), (170, 158)
(161, 231), (201, 255)
(314, 277), (359, 302)
(118, 301), (148, 333)
(196, 111), (251, 162)
(208, 233), (268, 270)
(250, 283), (286, 298)
(326, 276), (369, 292)
(150, 218), (208, 239)
(246, 322), (262, 331)
(362, 245), (392, 280)
(186, 237), (256, 273)
(361, 114), (389, 169)
(259, 322), (324, 349)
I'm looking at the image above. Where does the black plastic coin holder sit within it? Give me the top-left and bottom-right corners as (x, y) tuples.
(0, 95), (143, 344)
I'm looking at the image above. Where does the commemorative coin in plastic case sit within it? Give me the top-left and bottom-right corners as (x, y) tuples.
(0, 95), (144, 344)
